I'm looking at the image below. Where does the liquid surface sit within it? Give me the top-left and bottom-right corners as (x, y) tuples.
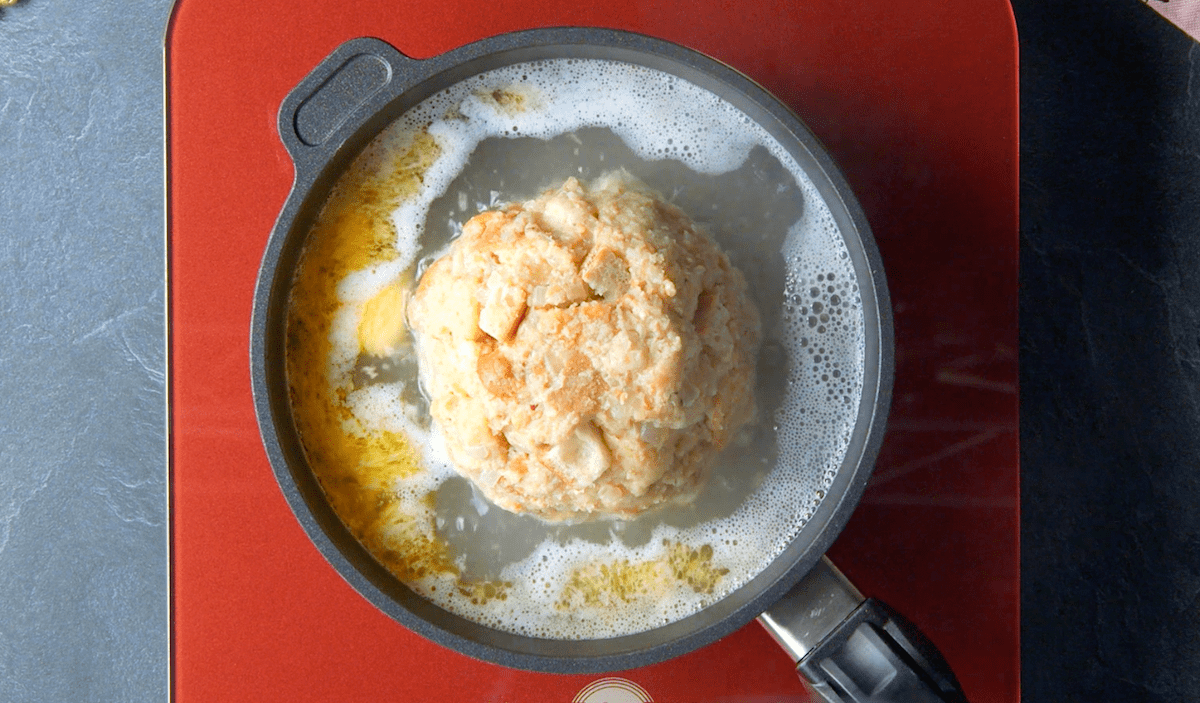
(285, 57), (866, 639)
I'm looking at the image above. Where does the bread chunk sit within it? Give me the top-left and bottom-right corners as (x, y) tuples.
(407, 173), (761, 521)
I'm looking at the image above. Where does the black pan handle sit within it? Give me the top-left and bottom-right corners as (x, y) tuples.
(276, 37), (423, 168)
(759, 557), (970, 703)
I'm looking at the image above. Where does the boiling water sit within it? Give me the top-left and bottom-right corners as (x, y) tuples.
(303, 58), (865, 639)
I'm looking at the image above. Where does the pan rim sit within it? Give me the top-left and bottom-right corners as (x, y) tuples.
(250, 26), (893, 673)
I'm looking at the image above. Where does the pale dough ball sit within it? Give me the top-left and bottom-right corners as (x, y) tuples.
(408, 173), (761, 522)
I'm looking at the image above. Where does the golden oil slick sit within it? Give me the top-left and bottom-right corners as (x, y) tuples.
(557, 541), (731, 610)
(357, 283), (409, 357)
(285, 128), (459, 587)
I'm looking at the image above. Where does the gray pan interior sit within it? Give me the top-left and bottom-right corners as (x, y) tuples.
(250, 28), (893, 673)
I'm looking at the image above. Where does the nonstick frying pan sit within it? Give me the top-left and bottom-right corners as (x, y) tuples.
(250, 28), (969, 703)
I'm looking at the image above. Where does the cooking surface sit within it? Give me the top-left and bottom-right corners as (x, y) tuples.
(169, 1), (1017, 700)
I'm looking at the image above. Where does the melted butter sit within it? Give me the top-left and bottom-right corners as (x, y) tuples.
(556, 541), (729, 610)
(473, 86), (538, 115)
(668, 542), (730, 595)
(363, 494), (456, 582)
(358, 281), (409, 356)
(457, 579), (514, 606)
(286, 129), (452, 586)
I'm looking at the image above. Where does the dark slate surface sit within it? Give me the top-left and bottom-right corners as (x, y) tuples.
(0, 0), (171, 701)
(1016, 0), (1200, 700)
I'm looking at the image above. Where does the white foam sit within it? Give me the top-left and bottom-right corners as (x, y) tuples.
(322, 57), (866, 639)
(336, 258), (410, 303)
(346, 382), (458, 483)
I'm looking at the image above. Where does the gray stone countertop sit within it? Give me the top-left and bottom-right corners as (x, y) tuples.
(0, 0), (172, 700)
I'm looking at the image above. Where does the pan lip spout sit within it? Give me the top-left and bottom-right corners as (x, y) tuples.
(250, 27), (893, 674)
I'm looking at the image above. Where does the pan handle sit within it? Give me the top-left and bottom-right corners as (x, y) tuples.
(276, 37), (421, 165)
(758, 557), (970, 703)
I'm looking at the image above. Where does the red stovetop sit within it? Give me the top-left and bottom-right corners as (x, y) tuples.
(169, 1), (1018, 700)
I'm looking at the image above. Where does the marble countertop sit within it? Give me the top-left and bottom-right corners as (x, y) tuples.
(1, 0), (1198, 700)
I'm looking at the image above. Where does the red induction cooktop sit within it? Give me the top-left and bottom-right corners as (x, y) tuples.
(168, 1), (1018, 701)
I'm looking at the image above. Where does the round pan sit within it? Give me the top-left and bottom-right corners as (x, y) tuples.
(251, 28), (891, 674)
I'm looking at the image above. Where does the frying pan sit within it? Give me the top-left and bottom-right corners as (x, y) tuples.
(250, 28), (969, 703)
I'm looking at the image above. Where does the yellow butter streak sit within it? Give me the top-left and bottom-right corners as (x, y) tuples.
(358, 283), (409, 357)
(557, 540), (729, 610)
(285, 129), (460, 585)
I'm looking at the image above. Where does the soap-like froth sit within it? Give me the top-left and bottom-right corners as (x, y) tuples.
(307, 57), (867, 639)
